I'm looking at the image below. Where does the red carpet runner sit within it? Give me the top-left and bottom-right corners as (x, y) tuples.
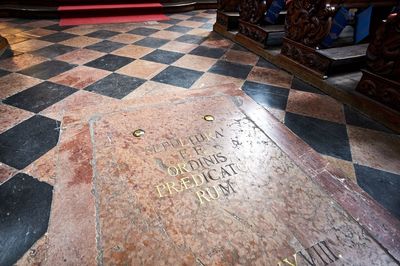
(58, 2), (169, 26)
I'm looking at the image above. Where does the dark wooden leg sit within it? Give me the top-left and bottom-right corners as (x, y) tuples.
(0, 34), (9, 57)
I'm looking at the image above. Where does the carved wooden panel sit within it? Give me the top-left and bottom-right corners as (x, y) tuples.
(281, 37), (331, 76)
(238, 19), (270, 47)
(217, 0), (240, 12)
(357, 70), (400, 112)
(285, 0), (334, 48)
(365, 12), (400, 82)
(239, 0), (269, 24)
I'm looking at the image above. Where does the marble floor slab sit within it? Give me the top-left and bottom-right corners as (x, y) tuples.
(14, 85), (398, 265)
(1, 10), (399, 265)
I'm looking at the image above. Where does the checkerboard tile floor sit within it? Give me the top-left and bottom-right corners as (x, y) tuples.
(0, 10), (399, 220)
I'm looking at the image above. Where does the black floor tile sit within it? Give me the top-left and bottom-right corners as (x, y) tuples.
(291, 77), (324, 94)
(231, 43), (249, 52)
(175, 34), (207, 44)
(4, 81), (77, 113)
(189, 45), (226, 59)
(209, 60), (252, 79)
(0, 48), (20, 60)
(0, 69), (10, 77)
(151, 66), (203, 89)
(187, 16), (209, 22)
(33, 44), (76, 58)
(9, 18), (32, 24)
(86, 30), (119, 39)
(19, 60), (76, 79)
(0, 173), (53, 266)
(284, 112), (352, 161)
(141, 49), (184, 65)
(43, 24), (74, 31)
(165, 25), (193, 33)
(0, 115), (60, 169)
(206, 31), (224, 40)
(84, 73), (144, 99)
(128, 27), (159, 36)
(355, 164), (400, 219)
(344, 105), (395, 134)
(163, 19), (183, 25)
(256, 58), (279, 69)
(242, 81), (289, 110)
(200, 23), (213, 30)
(39, 32), (77, 43)
(85, 40), (124, 53)
(184, 11), (200, 16)
(134, 37), (169, 48)
(85, 54), (133, 72)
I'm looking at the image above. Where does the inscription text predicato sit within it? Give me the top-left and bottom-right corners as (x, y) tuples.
(151, 129), (242, 204)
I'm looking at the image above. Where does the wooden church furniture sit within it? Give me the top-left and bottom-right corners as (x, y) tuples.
(281, 0), (396, 78)
(215, 0), (241, 31)
(0, 34), (9, 57)
(0, 1), (217, 18)
(237, 0), (287, 48)
(356, 12), (400, 112)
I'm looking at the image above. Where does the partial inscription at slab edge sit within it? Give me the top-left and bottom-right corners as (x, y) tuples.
(87, 95), (396, 265)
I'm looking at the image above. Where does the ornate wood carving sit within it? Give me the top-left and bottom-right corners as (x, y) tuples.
(216, 0), (241, 30)
(281, 37), (331, 75)
(239, 0), (270, 24)
(365, 12), (400, 82)
(238, 20), (270, 46)
(356, 12), (400, 112)
(217, 0), (241, 12)
(357, 70), (400, 112)
(238, 0), (284, 47)
(285, 0), (335, 47)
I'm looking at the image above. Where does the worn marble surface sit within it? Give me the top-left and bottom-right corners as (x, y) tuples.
(30, 85), (399, 265)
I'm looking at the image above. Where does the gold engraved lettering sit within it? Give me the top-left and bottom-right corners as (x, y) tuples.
(178, 138), (190, 147)
(156, 184), (166, 198)
(192, 174), (204, 187)
(177, 163), (190, 174)
(167, 162), (190, 176)
(193, 146), (204, 156)
(220, 166), (231, 178)
(207, 186), (220, 200)
(215, 128), (224, 138)
(178, 149), (188, 160)
(277, 254), (297, 266)
(196, 190), (210, 204)
(202, 132), (215, 141)
(219, 180), (236, 196)
(167, 166), (179, 176)
(207, 169), (219, 181)
(180, 177), (193, 190)
(166, 181), (182, 194)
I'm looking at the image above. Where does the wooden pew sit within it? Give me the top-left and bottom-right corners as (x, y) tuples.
(237, 0), (287, 48)
(0, 34), (9, 57)
(281, 0), (396, 78)
(356, 12), (400, 112)
(215, 0), (241, 31)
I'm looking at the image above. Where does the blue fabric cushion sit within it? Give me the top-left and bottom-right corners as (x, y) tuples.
(321, 6), (350, 47)
(264, 0), (285, 24)
(355, 5), (373, 44)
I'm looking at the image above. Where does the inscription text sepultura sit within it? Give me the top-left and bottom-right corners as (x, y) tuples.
(146, 128), (244, 204)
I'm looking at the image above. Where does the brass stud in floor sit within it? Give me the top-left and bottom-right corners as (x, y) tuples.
(203, 115), (214, 122)
(132, 129), (145, 137)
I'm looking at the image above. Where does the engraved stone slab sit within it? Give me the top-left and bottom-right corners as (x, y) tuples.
(45, 85), (399, 265)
